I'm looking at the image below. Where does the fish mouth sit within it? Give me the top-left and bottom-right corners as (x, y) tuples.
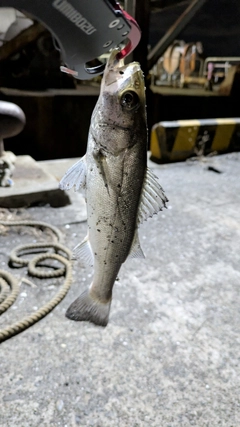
(102, 49), (143, 90)
(106, 48), (124, 70)
(98, 122), (131, 131)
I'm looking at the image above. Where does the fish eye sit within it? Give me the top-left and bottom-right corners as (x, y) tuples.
(120, 90), (140, 111)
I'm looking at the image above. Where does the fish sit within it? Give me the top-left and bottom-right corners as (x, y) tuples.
(59, 49), (168, 327)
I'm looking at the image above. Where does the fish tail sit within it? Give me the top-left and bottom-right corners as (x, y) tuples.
(65, 289), (111, 327)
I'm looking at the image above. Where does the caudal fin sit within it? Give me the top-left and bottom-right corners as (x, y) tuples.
(65, 290), (111, 327)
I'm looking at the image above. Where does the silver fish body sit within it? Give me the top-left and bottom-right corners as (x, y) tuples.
(60, 50), (168, 326)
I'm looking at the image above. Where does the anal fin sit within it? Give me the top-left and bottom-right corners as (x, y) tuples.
(73, 235), (94, 267)
(128, 230), (145, 259)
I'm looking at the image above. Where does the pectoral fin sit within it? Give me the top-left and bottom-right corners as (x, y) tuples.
(93, 150), (109, 194)
(59, 155), (87, 191)
(138, 168), (168, 224)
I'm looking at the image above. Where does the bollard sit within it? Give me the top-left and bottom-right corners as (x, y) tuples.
(0, 101), (26, 186)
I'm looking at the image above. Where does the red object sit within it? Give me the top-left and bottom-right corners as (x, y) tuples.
(117, 10), (141, 60)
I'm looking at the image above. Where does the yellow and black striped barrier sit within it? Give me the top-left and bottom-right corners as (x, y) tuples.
(150, 118), (240, 163)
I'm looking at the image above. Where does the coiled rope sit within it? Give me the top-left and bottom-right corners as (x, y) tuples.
(0, 220), (72, 343)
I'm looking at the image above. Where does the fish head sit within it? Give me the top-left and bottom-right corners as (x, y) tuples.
(101, 49), (146, 123)
(91, 49), (147, 154)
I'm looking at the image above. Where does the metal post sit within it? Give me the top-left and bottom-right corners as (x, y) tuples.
(0, 140), (4, 157)
(147, 0), (208, 70)
(124, 0), (150, 76)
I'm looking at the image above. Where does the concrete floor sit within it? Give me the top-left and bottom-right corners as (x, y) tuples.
(1, 152), (240, 427)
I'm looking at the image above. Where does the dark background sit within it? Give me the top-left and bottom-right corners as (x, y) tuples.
(1, 0), (240, 160)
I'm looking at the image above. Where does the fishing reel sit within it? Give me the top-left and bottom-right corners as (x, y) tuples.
(0, 0), (141, 80)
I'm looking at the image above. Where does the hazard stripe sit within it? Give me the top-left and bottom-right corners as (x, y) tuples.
(211, 119), (236, 151)
(171, 120), (200, 161)
(150, 124), (162, 159)
(150, 118), (240, 162)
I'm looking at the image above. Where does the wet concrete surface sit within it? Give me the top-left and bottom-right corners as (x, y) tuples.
(0, 152), (240, 427)
(0, 155), (70, 208)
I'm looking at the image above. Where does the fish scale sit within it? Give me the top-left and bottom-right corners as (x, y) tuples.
(59, 49), (168, 326)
